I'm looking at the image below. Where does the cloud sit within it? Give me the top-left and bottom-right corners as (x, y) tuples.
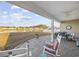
(3, 11), (8, 14)
(22, 9), (30, 13)
(11, 5), (30, 14)
(11, 5), (20, 10)
(34, 14), (40, 17)
(1, 13), (32, 25)
(10, 13), (32, 20)
(1, 15), (7, 18)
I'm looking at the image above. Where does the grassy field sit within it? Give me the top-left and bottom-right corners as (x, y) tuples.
(0, 31), (51, 51)
(0, 26), (51, 50)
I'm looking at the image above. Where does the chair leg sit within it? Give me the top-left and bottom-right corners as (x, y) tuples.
(55, 50), (61, 57)
(43, 47), (45, 54)
(29, 51), (32, 57)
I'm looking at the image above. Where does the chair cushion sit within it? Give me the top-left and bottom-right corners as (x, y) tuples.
(45, 44), (54, 49)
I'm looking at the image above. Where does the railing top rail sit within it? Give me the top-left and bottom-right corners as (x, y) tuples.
(0, 48), (27, 53)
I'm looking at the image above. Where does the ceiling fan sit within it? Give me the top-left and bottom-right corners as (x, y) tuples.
(62, 7), (78, 17)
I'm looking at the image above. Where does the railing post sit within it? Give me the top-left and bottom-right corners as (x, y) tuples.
(26, 40), (32, 57)
(26, 40), (29, 57)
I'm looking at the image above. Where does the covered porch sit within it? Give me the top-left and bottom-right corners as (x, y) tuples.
(0, 1), (79, 57)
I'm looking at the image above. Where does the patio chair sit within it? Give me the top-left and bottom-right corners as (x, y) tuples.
(43, 34), (62, 57)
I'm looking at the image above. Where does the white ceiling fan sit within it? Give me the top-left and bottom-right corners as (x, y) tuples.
(62, 7), (78, 17)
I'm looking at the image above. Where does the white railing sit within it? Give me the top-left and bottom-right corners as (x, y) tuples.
(0, 40), (32, 57)
(13, 52), (27, 57)
(0, 48), (28, 57)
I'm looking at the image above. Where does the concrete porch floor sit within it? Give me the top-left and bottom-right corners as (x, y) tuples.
(60, 39), (79, 57)
(15, 35), (79, 57)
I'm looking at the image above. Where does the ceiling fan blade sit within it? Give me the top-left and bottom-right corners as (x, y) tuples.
(63, 7), (77, 14)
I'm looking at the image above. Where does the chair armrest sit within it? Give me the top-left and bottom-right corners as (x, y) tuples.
(45, 41), (53, 46)
(44, 41), (54, 50)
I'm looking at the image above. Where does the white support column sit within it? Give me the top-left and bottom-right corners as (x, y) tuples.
(51, 19), (54, 42)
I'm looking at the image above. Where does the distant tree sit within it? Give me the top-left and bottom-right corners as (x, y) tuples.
(36, 24), (48, 29)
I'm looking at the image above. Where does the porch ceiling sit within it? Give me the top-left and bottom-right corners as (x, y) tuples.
(8, 1), (79, 22)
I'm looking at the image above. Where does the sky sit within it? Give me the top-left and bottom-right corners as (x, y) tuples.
(0, 2), (51, 27)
